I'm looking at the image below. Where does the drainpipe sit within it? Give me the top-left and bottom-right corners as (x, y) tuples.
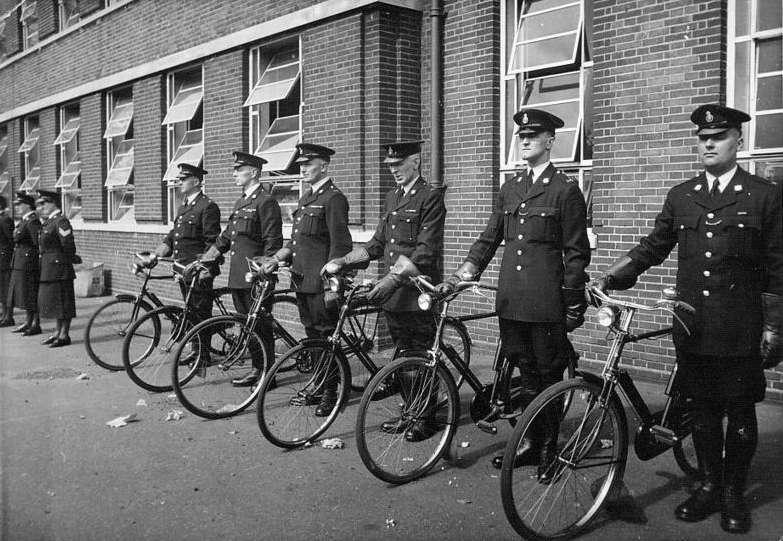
(429, 0), (443, 188)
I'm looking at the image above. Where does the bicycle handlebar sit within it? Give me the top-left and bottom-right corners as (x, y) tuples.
(586, 284), (694, 314)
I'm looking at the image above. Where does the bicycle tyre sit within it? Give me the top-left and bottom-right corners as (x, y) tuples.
(85, 297), (154, 371)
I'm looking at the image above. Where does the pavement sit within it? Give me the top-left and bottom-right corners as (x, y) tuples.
(1, 295), (783, 541)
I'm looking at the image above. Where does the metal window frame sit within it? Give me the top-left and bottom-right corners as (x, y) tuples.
(19, 166), (40, 192)
(162, 67), (204, 126)
(104, 139), (134, 188)
(243, 46), (301, 107)
(162, 128), (204, 182)
(103, 101), (133, 139)
(254, 114), (300, 172)
(58, 0), (81, 31)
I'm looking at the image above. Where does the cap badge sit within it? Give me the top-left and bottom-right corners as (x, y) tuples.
(705, 111), (714, 123)
(694, 184), (702, 191)
(522, 112), (529, 124)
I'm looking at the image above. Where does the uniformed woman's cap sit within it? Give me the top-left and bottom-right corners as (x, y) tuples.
(691, 104), (751, 135)
(36, 189), (60, 207)
(295, 143), (336, 164)
(232, 151), (268, 169)
(13, 191), (35, 208)
(176, 163), (208, 180)
(514, 108), (565, 136)
(382, 140), (424, 164)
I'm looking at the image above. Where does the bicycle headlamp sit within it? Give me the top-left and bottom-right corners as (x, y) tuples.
(417, 292), (433, 311)
(328, 276), (341, 293)
(596, 306), (619, 327)
(244, 271), (256, 283)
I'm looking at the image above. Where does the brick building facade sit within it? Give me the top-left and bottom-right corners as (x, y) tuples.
(0, 0), (781, 396)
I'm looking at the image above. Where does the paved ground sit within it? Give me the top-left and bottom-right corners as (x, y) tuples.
(1, 296), (783, 541)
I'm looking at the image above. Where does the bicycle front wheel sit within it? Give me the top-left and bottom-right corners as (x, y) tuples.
(123, 305), (189, 393)
(172, 314), (266, 419)
(256, 340), (349, 448)
(501, 378), (628, 541)
(85, 297), (153, 371)
(355, 357), (459, 484)
(269, 295), (306, 360)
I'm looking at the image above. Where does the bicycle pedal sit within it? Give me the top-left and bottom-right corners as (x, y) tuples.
(476, 420), (497, 435)
(650, 425), (675, 445)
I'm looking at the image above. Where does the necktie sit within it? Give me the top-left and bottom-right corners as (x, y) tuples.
(524, 168), (534, 192)
(301, 184), (313, 200)
(709, 180), (719, 198)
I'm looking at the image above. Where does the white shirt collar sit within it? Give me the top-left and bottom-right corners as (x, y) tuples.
(185, 191), (201, 206)
(22, 210), (35, 220)
(705, 165), (737, 193)
(48, 209), (62, 219)
(527, 161), (551, 183)
(243, 183), (262, 199)
(401, 176), (421, 195)
(307, 176), (331, 195)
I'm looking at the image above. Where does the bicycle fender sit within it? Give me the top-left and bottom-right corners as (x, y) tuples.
(114, 294), (154, 312)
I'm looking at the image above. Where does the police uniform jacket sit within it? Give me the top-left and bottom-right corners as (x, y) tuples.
(10, 212), (41, 274)
(465, 164), (590, 322)
(214, 184), (283, 289)
(364, 177), (446, 312)
(0, 214), (13, 272)
(287, 179), (352, 294)
(627, 167), (783, 358)
(38, 212), (77, 282)
(162, 192), (221, 269)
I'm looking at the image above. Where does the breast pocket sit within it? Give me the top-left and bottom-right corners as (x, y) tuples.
(673, 214), (700, 259)
(525, 207), (560, 243)
(301, 208), (325, 235)
(502, 203), (519, 241)
(234, 211), (258, 236)
(721, 215), (762, 261)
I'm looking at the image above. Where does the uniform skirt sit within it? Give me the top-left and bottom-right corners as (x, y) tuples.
(8, 269), (39, 311)
(0, 270), (10, 304)
(38, 280), (76, 319)
(677, 352), (766, 403)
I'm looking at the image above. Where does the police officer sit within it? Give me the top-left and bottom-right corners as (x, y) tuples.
(595, 105), (783, 534)
(266, 143), (352, 416)
(36, 189), (78, 347)
(202, 151), (283, 387)
(438, 109), (590, 475)
(5, 192), (41, 335)
(153, 163), (221, 363)
(324, 140), (447, 441)
(0, 195), (14, 325)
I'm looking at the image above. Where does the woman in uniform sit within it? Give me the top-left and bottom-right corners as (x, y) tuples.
(6, 192), (41, 335)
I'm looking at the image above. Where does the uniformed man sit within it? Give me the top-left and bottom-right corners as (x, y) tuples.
(437, 109), (590, 475)
(153, 163), (221, 363)
(35, 189), (78, 347)
(202, 151), (284, 387)
(5, 192), (41, 335)
(0, 195), (14, 325)
(265, 142), (353, 416)
(323, 140), (447, 441)
(595, 104), (783, 534)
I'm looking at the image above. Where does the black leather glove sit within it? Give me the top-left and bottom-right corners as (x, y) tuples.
(435, 261), (479, 296)
(761, 293), (782, 369)
(563, 287), (588, 332)
(321, 247), (371, 276)
(595, 256), (643, 292)
(366, 273), (405, 304)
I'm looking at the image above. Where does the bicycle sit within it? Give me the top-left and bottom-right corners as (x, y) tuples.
(500, 285), (698, 540)
(170, 260), (304, 419)
(354, 277), (578, 484)
(121, 260), (233, 393)
(84, 252), (172, 371)
(255, 272), (472, 449)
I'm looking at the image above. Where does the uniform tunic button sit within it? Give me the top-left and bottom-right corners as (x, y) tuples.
(517, 234), (523, 240)
(233, 220), (237, 224)
(706, 232), (713, 238)
(738, 223), (744, 228)
(517, 250), (522, 256)
(390, 252), (394, 257)
(390, 239), (395, 244)
(703, 270), (711, 277)
(293, 229), (298, 234)
(519, 219), (524, 224)
(521, 203), (526, 208)
(231, 251), (235, 255)
(707, 213), (715, 219)
(292, 241), (297, 245)
(392, 225), (396, 229)
(702, 290), (710, 297)
(516, 265), (522, 271)
(705, 251), (712, 258)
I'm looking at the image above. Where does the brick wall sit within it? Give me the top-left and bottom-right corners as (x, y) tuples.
(132, 76), (166, 223)
(79, 93), (104, 221)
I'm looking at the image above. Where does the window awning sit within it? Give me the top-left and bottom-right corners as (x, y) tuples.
(53, 117), (80, 146)
(162, 85), (203, 125)
(244, 48), (301, 107)
(55, 152), (81, 188)
(18, 128), (40, 153)
(0, 171), (10, 195)
(0, 134), (8, 158)
(254, 115), (299, 171)
(19, 167), (40, 192)
(104, 102), (133, 139)
(20, 1), (37, 23)
(508, 0), (582, 74)
(163, 129), (204, 181)
(105, 139), (134, 187)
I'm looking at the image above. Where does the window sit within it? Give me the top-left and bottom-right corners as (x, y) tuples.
(164, 66), (203, 223)
(0, 15), (8, 59)
(247, 37), (302, 224)
(729, 0), (783, 158)
(105, 87), (134, 221)
(58, 0), (80, 31)
(20, 0), (38, 49)
(55, 102), (82, 219)
(502, 0), (592, 169)
(18, 116), (40, 193)
(0, 125), (9, 200)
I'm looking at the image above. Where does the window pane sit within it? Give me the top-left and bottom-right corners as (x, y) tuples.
(255, 115), (299, 171)
(21, 0), (37, 22)
(20, 167), (40, 192)
(511, 32), (580, 72)
(53, 118), (80, 145)
(64, 190), (82, 219)
(757, 0), (782, 32)
(520, 4), (580, 41)
(583, 66), (593, 160)
(758, 37), (782, 73)
(270, 181), (301, 225)
(163, 130), (204, 181)
(522, 71), (580, 104)
(757, 75), (783, 110)
(244, 70), (300, 107)
(55, 159), (81, 188)
(162, 86), (203, 125)
(734, 41), (752, 113)
(0, 135), (7, 158)
(755, 158), (783, 182)
(550, 128), (577, 160)
(755, 113), (783, 148)
(525, 0), (578, 15)
(18, 128), (40, 153)
(735, 0), (751, 36)
(106, 140), (134, 187)
(104, 102), (133, 139)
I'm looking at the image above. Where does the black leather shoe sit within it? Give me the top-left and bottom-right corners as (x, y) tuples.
(232, 369), (261, 387)
(675, 483), (722, 522)
(12, 323), (29, 333)
(381, 417), (407, 434)
(537, 442), (561, 483)
(49, 336), (71, 348)
(721, 488), (751, 533)
(179, 351), (204, 366)
(41, 335), (58, 345)
(0, 318), (15, 327)
(314, 392), (337, 417)
(404, 419), (439, 442)
(22, 326), (42, 336)
(492, 437), (540, 469)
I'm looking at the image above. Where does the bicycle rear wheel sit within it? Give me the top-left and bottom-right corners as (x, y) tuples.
(501, 378), (628, 541)
(256, 340), (349, 448)
(85, 297), (153, 371)
(123, 305), (190, 393)
(355, 357), (459, 484)
(172, 314), (265, 419)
